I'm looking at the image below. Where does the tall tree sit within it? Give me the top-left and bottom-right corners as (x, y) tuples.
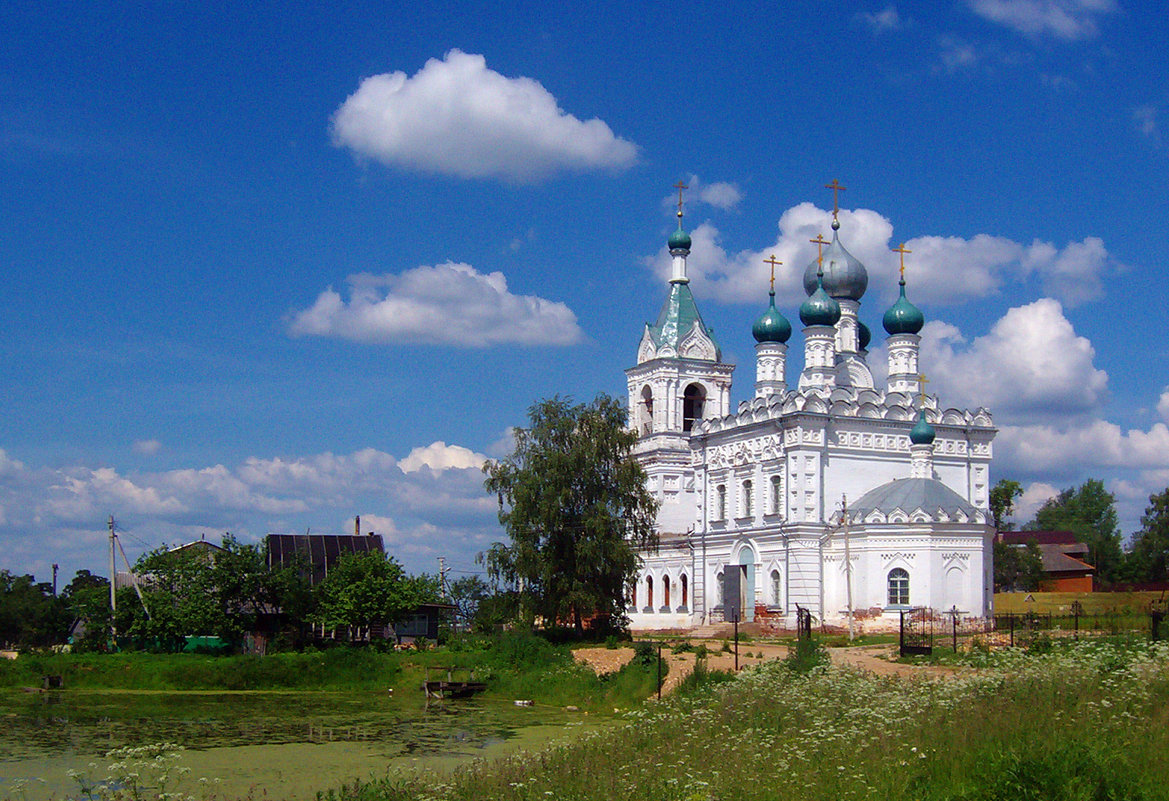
(992, 539), (1045, 592)
(989, 479), (1023, 531)
(1123, 488), (1169, 583)
(1030, 479), (1122, 583)
(482, 394), (658, 634)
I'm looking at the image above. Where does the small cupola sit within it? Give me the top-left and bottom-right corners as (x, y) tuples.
(800, 270), (842, 327)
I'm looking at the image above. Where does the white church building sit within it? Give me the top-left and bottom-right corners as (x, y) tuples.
(626, 187), (995, 630)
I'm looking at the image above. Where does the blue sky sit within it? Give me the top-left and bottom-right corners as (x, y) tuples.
(2, 0), (1167, 584)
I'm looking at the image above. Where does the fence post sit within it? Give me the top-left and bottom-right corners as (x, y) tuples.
(1009, 614), (1015, 647)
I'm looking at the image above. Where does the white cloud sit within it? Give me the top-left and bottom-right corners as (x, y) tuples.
(0, 441), (502, 580)
(1157, 388), (1169, 423)
(924, 299), (1108, 418)
(966, 0), (1118, 41)
(400, 442), (487, 473)
(1014, 482), (1060, 524)
(698, 182), (743, 211)
(646, 202), (1112, 308)
(133, 439), (163, 456)
(649, 201), (1112, 308)
(331, 49), (637, 182)
(998, 420), (1169, 474)
(1134, 104), (1159, 141)
(857, 6), (905, 33)
(938, 36), (980, 71)
(288, 262), (583, 347)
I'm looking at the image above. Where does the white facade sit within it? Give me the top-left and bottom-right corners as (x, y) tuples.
(626, 206), (996, 630)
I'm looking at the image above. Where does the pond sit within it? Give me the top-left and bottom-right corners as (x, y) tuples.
(0, 690), (594, 799)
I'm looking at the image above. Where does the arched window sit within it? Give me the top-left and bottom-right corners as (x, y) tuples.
(771, 569), (781, 605)
(683, 383), (706, 432)
(680, 574), (688, 609)
(716, 571), (724, 606)
(640, 385), (654, 436)
(742, 480), (753, 518)
(662, 576), (670, 609)
(888, 568), (910, 607)
(628, 581), (636, 609)
(646, 575), (654, 610)
(770, 475), (782, 515)
(716, 484), (727, 520)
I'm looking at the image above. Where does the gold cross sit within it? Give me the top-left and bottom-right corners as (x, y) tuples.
(673, 181), (688, 216)
(917, 374), (929, 408)
(825, 179), (846, 219)
(892, 242), (912, 281)
(810, 234), (829, 270)
(764, 254), (782, 292)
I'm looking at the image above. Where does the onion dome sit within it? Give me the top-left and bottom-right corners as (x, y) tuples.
(882, 278), (925, 335)
(668, 212), (691, 253)
(857, 320), (872, 350)
(752, 290), (792, 343)
(802, 219), (868, 300)
(799, 271), (842, 327)
(909, 409), (936, 445)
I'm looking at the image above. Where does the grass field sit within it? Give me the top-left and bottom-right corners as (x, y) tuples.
(994, 590), (1168, 615)
(320, 637), (1169, 801)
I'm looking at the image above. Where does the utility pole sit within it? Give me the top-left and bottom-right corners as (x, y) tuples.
(437, 557), (451, 601)
(52, 564), (59, 597)
(108, 515), (117, 644)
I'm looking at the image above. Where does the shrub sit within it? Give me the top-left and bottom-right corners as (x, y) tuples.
(783, 637), (829, 674)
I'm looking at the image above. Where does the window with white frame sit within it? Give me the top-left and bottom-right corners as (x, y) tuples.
(770, 475), (782, 514)
(716, 484), (727, 520)
(742, 479), (753, 518)
(771, 569), (781, 605)
(887, 568), (910, 606)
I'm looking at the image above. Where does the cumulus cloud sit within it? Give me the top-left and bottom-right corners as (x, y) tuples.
(998, 420), (1169, 474)
(857, 6), (905, 33)
(1014, 482), (1060, 523)
(0, 442), (501, 580)
(698, 182), (743, 211)
(646, 202), (1114, 308)
(399, 442), (487, 473)
(923, 299), (1108, 418)
(133, 439), (163, 456)
(288, 262), (583, 347)
(966, 0), (1118, 41)
(331, 50), (637, 182)
(937, 36), (980, 71)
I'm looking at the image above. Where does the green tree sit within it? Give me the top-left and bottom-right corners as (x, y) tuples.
(62, 570), (112, 651)
(312, 551), (429, 640)
(1030, 479), (1122, 583)
(1123, 488), (1169, 583)
(448, 575), (491, 631)
(482, 394), (659, 634)
(0, 571), (63, 648)
(993, 539), (1045, 592)
(989, 479), (1023, 531)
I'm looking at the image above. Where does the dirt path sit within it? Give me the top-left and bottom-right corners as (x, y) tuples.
(573, 642), (793, 697)
(826, 644), (963, 678)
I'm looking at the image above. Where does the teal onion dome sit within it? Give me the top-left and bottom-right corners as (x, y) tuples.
(799, 273), (842, 327)
(857, 320), (871, 350)
(668, 215), (691, 253)
(752, 291), (792, 343)
(909, 409), (936, 445)
(883, 279), (924, 335)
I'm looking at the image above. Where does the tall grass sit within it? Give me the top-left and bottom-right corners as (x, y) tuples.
(331, 638), (1169, 800)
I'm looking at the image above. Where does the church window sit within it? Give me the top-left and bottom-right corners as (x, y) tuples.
(716, 571), (724, 606)
(888, 568), (910, 606)
(628, 581), (636, 609)
(771, 569), (781, 605)
(680, 574), (688, 609)
(770, 475), (782, 514)
(683, 383), (706, 432)
(742, 480), (753, 517)
(663, 575), (671, 609)
(716, 484), (727, 520)
(640, 385), (654, 436)
(646, 575), (654, 609)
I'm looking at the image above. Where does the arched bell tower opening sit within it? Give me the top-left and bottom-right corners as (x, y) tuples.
(640, 385), (654, 435)
(683, 383), (706, 432)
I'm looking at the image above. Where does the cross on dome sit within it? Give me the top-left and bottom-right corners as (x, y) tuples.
(764, 254), (782, 292)
(825, 179), (846, 220)
(892, 242), (912, 281)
